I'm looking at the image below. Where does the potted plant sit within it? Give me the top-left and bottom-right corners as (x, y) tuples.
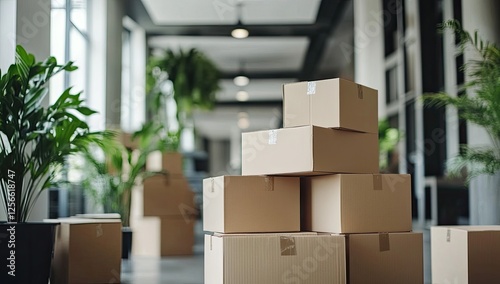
(379, 119), (401, 173)
(146, 48), (220, 150)
(423, 20), (500, 224)
(80, 121), (173, 258)
(0, 46), (108, 283)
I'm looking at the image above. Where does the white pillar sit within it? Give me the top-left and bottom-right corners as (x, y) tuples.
(353, 0), (386, 118)
(462, 0), (500, 225)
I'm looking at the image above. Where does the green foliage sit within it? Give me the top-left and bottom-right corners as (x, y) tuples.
(379, 120), (401, 171)
(423, 20), (500, 179)
(0, 45), (109, 222)
(147, 48), (220, 127)
(80, 121), (171, 227)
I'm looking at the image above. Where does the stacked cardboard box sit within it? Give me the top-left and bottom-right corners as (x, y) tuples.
(203, 78), (423, 283)
(130, 152), (197, 256)
(431, 226), (500, 283)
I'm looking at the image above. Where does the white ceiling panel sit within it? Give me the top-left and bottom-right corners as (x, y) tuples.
(216, 79), (296, 101)
(149, 36), (309, 73)
(141, 0), (321, 25)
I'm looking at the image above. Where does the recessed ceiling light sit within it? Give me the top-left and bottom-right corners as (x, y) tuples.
(231, 28), (249, 39)
(233, 75), (249, 87)
(237, 112), (250, 129)
(236, 90), (249, 101)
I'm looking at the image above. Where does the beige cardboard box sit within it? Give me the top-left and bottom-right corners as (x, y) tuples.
(302, 174), (412, 233)
(203, 176), (300, 233)
(160, 217), (195, 256)
(131, 216), (195, 257)
(431, 226), (500, 283)
(205, 233), (346, 284)
(47, 218), (122, 284)
(348, 232), (423, 284)
(283, 78), (378, 133)
(120, 132), (138, 150)
(242, 125), (378, 176)
(147, 151), (184, 175)
(143, 175), (196, 217)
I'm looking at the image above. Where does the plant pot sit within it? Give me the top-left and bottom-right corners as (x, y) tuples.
(0, 222), (58, 284)
(122, 227), (133, 259)
(470, 172), (500, 225)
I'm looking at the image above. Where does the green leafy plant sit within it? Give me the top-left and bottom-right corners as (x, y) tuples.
(379, 119), (401, 171)
(0, 45), (109, 222)
(146, 48), (220, 144)
(423, 20), (500, 180)
(81, 121), (172, 227)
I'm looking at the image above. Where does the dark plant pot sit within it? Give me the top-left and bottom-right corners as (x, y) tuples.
(122, 227), (133, 259)
(0, 222), (58, 284)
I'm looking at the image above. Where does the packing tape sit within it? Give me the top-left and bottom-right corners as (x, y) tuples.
(211, 178), (215, 193)
(280, 236), (297, 256)
(357, 85), (364, 99)
(446, 229), (451, 242)
(379, 233), (390, 252)
(268, 130), (278, 145)
(307, 81), (316, 95)
(373, 175), (383, 190)
(264, 177), (274, 191)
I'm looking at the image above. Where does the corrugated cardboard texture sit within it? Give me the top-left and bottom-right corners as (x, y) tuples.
(431, 226), (500, 283)
(160, 217), (195, 256)
(348, 232), (423, 284)
(203, 176), (300, 233)
(283, 78), (378, 133)
(50, 221), (122, 284)
(242, 126), (378, 176)
(205, 233), (346, 284)
(143, 175), (196, 217)
(302, 174), (412, 233)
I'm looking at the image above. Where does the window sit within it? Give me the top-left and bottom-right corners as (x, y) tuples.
(50, 0), (89, 104)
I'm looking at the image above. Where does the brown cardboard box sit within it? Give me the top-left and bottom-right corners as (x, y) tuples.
(204, 233), (346, 284)
(143, 175), (196, 217)
(120, 132), (138, 149)
(283, 78), (378, 133)
(348, 232), (423, 284)
(203, 176), (300, 233)
(146, 151), (184, 175)
(131, 216), (195, 257)
(241, 125), (378, 176)
(160, 217), (195, 256)
(47, 218), (122, 284)
(302, 174), (412, 233)
(431, 226), (500, 283)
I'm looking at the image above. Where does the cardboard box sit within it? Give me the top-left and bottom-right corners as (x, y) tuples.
(431, 226), (500, 283)
(203, 176), (300, 233)
(131, 216), (195, 257)
(348, 232), (423, 284)
(242, 125), (378, 176)
(143, 175), (196, 217)
(47, 218), (122, 284)
(205, 233), (346, 284)
(302, 174), (412, 233)
(283, 78), (378, 133)
(120, 132), (138, 149)
(160, 217), (195, 256)
(147, 151), (184, 175)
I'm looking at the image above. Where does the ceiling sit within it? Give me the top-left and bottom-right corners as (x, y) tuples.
(126, 0), (353, 140)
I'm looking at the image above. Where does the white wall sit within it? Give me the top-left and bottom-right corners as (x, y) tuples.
(353, 0), (386, 118)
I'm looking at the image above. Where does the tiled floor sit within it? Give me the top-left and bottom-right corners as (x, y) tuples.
(121, 221), (432, 284)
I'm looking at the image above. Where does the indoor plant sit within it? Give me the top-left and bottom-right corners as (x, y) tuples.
(424, 20), (500, 224)
(0, 46), (108, 283)
(80, 121), (172, 258)
(146, 48), (220, 150)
